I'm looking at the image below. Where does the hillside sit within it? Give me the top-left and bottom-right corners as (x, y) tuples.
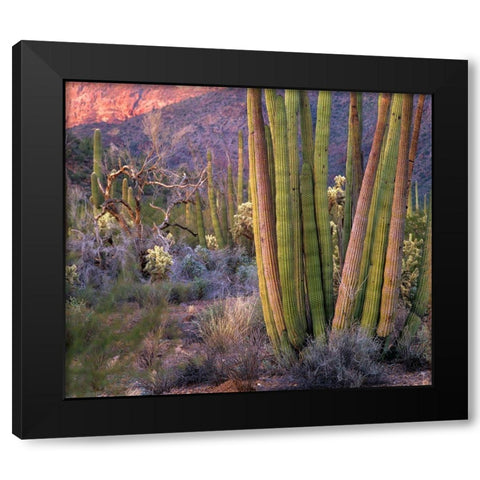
(66, 88), (431, 195)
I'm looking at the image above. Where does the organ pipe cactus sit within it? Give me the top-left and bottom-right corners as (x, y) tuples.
(121, 178), (128, 203)
(90, 172), (101, 210)
(377, 94), (414, 338)
(313, 91), (334, 321)
(247, 88), (288, 352)
(299, 91), (314, 167)
(93, 128), (103, 182)
(285, 89), (306, 326)
(343, 92), (363, 259)
(301, 162), (327, 341)
(265, 124), (275, 203)
(207, 151), (225, 248)
(272, 93), (306, 348)
(360, 93), (404, 335)
(332, 93), (392, 331)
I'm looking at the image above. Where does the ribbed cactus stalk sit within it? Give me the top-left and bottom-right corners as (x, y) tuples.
(195, 190), (206, 248)
(360, 93), (404, 335)
(90, 172), (101, 210)
(407, 95), (426, 189)
(285, 89), (306, 326)
(313, 91), (334, 321)
(272, 93), (305, 348)
(237, 130), (244, 206)
(227, 159), (235, 238)
(423, 193), (427, 214)
(265, 89), (277, 140)
(265, 124), (275, 204)
(353, 96), (392, 319)
(343, 92), (363, 259)
(127, 186), (135, 211)
(247, 88), (289, 353)
(301, 162), (327, 341)
(185, 201), (192, 231)
(122, 178), (128, 203)
(218, 187), (229, 244)
(406, 184), (413, 217)
(299, 91), (314, 167)
(92, 129), (104, 207)
(207, 151), (225, 248)
(377, 94), (414, 338)
(401, 196), (431, 340)
(415, 181), (419, 212)
(93, 128), (103, 181)
(332, 93), (392, 331)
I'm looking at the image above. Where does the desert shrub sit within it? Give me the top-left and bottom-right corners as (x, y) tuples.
(180, 253), (207, 280)
(136, 365), (182, 395)
(143, 245), (173, 280)
(396, 322), (432, 371)
(194, 296), (266, 386)
(292, 328), (384, 389)
(65, 264), (80, 287)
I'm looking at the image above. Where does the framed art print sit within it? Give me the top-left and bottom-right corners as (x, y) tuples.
(13, 41), (468, 439)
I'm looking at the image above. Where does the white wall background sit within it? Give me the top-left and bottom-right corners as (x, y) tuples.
(0, 1), (476, 478)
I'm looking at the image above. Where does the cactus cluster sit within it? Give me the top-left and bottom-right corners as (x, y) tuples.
(247, 89), (430, 355)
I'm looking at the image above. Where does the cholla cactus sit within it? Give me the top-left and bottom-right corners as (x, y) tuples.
(328, 175), (346, 224)
(205, 234), (219, 251)
(65, 264), (79, 287)
(232, 202), (253, 242)
(143, 246), (173, 280)
(96, 212), (118, 234)
(401, 234), (423, 308)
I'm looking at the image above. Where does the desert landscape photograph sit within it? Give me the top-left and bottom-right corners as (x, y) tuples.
(65, 82), (432, 398)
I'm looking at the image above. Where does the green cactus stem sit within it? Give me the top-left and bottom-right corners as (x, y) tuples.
(332, 93), (392, 331)
(301, 162), (327, 341)
(237, 130), (244, 206)
(195, 190), (206, 248)
(377, 94), (414, 338)
(313, 91), (334, 321)
(360, 93), (404, 335)
(207, 151), (225, 248)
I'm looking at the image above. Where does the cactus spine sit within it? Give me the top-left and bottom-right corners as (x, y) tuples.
(237, 130), (244, 206)
(377, 94), (414, 338)
(207, 151), (225, 248)
(195, 190), (206, 248)
(247, 88), (289, 351)
(313, 91), (334, 321)
(272, 94), (306, 348)
(285, 89), (306, 326)
(332, 93), (392, 331)
(301, 162), (327, 341)
(360, 93), (404, 334)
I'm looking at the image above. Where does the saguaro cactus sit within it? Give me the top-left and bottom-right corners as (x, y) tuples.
(301, 162), (327, 341)
(93, 128), (103, 182)
(377, 94), (414, 338)
(313, 91), (334, 320)
(90, 172), (101, 210)
(360, 93), (404, 335)
(207, 151), (225, 248)
(237, 130), (244, 206)
(332, 93), (392, 331)
(272, 93), (305, 348)
(265, 124), (275, 203)
(285, 89), (306, 326)
(195, 190), (206, 248)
